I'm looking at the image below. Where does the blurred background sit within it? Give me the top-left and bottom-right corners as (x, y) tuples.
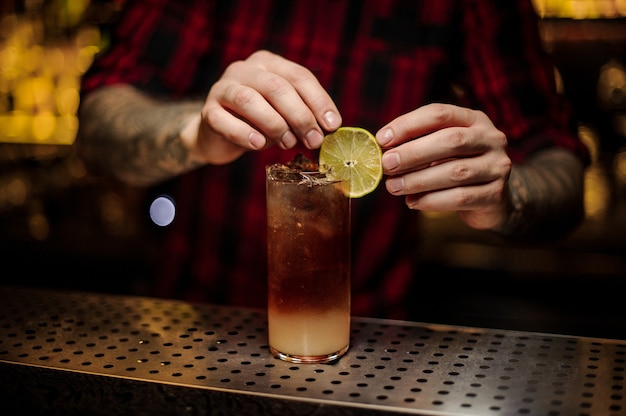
(0, 0), (625, 338)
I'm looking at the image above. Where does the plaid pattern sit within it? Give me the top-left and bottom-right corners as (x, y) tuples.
(82, 0), (588, 319)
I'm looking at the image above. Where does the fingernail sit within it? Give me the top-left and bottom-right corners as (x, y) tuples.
(382, 151), (400, 171)
(386, 177), (403, 193)
(249, 132), (265, 149)
(323, 111), (340, 130)
(304, 129), (323, 148)
(377, 128), (393, 147)
(280, 130), (297, 149)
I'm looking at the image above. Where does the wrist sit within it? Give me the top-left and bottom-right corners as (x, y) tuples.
(179, 113), (207, 164)
(490, 172), (528, 238)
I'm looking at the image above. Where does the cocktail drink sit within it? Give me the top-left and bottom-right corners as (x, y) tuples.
(266, 159), (350, 364)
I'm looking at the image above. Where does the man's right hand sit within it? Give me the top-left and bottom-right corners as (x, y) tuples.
(194, 50), (342, 165)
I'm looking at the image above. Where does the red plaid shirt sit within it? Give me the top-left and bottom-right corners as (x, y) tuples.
(82, 0), (589, 319)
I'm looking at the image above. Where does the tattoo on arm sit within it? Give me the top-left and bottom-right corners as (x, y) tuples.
(76, 85), (203, 186)
(495, 148), (585, 242)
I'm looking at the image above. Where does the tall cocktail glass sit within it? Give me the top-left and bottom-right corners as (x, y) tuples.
(266, 162), (351, 364)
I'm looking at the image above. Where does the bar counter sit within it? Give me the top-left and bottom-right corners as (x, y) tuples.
(1, 285), (624, 415)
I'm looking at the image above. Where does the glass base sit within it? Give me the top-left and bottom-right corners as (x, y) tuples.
(271, 344), (349, 364)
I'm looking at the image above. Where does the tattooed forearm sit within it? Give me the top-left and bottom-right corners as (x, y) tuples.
(76, 84), (203, 186)
(494, 147), (585, 243)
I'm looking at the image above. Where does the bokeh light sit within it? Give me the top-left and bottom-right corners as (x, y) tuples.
(0, 2), (102, 145)
(149, 196), (176, 227)
(533, 0), (626, 18)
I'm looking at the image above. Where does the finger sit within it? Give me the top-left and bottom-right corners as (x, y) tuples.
(385, 155), (507, 197)
(403, 180), (506, 212)
(201, 101), (270, 150)
(220, 59), (321, 149)
(282, 65), (342, 136)
(377, 103), (477, 148)
(209, 79), (300, 150)
(249, 50), (342, 144)
(381, 126), (489, 176)
(252, 69), (326, 148)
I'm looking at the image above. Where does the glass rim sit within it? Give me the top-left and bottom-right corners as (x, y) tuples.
(265, 163), (347, 185)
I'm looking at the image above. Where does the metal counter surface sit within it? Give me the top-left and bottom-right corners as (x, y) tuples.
(0, 285), (624, 415)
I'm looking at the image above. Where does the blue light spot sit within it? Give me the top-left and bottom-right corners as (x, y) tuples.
(149, 196), (175, 227)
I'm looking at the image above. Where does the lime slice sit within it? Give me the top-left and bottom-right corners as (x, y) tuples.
(319, 127), (383, 198)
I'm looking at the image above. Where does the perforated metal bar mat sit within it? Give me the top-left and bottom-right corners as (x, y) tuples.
(1, 286), (625, 416)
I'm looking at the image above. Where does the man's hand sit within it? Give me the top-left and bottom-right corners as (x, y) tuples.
(196, 50), (342, 165)
(376, 103), (512, 230)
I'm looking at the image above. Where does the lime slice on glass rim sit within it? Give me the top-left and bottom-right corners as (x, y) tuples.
(319, 127), (383, 198)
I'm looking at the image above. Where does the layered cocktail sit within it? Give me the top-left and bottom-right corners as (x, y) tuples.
(266, 155), (351, 363)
